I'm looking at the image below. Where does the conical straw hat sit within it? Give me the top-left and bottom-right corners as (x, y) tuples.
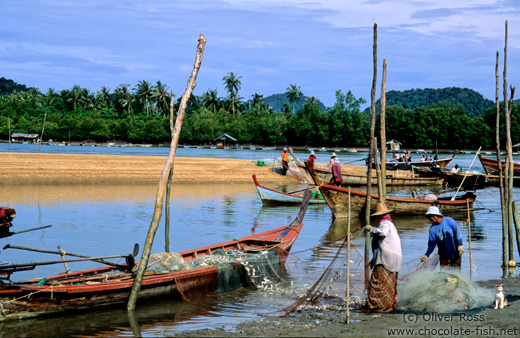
(371, 202), (392, 216)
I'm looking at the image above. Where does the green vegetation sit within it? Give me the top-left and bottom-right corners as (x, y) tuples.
(0, 77), (518, 149)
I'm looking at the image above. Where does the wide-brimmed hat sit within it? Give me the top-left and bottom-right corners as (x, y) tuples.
(283, 147), (287, 151)
(331, 152), (337, 158)
(371, 202), (392, 216)
(425, 205), (443, 217)
(310, 150), (315, 155)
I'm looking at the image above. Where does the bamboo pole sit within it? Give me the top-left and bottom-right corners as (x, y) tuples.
(165, 91), (175, 253)
(345, 187), (351, 324)
(127, 34), (207, 311)
(496, 51), (507, 272)
(380, 59), (387, 201)
(365, 23), (377, 290)
(466, 200), (472, 281)
(7, 117), (10, 152)
(58, 245), (70, 274)
(39, 111), (47, 153)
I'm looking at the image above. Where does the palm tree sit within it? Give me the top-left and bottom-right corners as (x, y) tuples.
(201, 88), (220, 112)
(152, 81), (170, 115)
(222, 72), (242, 116)
(98, 86), (112, 108)
(68, 85), (82, 111)
(115, 83), (133, 114)
(285, 83), (302, 115)
(305, 96), (318, 106)
(135, 80), (153, 115)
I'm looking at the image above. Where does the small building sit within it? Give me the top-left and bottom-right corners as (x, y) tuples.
(386, 139), (401, 152)
(214, 134), (237, 148)
(513, 143), (520, 154)
(11, 133), (39, 143)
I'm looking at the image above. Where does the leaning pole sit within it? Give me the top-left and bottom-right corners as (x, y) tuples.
(127, 34), (207, 311)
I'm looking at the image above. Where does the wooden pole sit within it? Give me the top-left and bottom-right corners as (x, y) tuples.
(373, 137), (383, 198)
(365, 23), (377, 290)
(496, 51), (507, 272)
(512, 201), (520, 263)
(380, 59), (387, 201)
(345, 187), (351, 324)
(7, 117), (11, 153)
(57, 245), (70, 273)
(39, 111), (47, 153)
(466, 200), (472, 281)
(127, 34), (207, 311)
(165, 91), (175, 253)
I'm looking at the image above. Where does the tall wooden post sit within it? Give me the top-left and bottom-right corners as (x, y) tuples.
(127, 34), (207, 311)
(39, 111), (47, 153)
(345, 188), (351, 324)
(380, 59), (387, 201)
(496, 51), (507, 271)
(365, 23), (377, 289)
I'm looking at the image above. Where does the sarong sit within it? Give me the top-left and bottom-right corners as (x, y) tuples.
(364, 264), (398, 312)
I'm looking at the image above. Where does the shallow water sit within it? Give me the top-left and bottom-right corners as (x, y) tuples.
(0, 145), (518, 336)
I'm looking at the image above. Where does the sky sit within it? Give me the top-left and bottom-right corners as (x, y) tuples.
(1, 0), (520, 109)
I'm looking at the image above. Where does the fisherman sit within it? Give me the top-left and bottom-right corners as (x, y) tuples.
(328, 152), (337, 170)
(363, 202), (402, 312)
(420, 205), (464, 270)
(451, 164), (460, 173)
(330, 157), (342, 186)
(308, 150), (317, 165)
(0, 206), (16, 237)
(281, 147), (289, 175)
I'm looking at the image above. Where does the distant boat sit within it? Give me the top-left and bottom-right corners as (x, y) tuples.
(252, 174), (326, 204)
(303, 160), (477, 219)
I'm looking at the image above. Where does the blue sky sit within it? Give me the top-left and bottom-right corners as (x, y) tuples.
(1, 0), (519, 108)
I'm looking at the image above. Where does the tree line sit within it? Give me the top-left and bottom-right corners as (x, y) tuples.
(0, 76), (518, 149)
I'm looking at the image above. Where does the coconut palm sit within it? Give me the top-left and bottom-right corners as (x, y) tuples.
(98, 86), (112, 108)
(285, 83), (302, 115)
(114, 83), (133, 114)
(201, 88), (220, 112)
(135, 80), (153, 115)
(152, 81), (170, 115)
(222, 72), (242, 116)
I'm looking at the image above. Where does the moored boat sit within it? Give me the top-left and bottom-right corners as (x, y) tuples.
(478, 154), (520, 176)
(289, 148), (442, 186)
(0, 193), (310, 321)
(303, 160), (476, 219)
(252, 174), (326, 204)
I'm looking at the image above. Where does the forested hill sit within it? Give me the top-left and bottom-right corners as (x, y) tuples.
(363, 87), (495, 118)
(0, 77), (31, 96)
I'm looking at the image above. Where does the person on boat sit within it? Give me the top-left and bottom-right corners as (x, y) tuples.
(363, 202), (402, 313)
(451, 164), (460, 173)
(428, 155), (433, 161)
(309, 150), (317, 165)
(391, 152), (399, 162)
(281, 148), (289, 175)
(330, 157), (342, 186)
(0, 206), (16, 236)
(328, 153), (337, 170)
(420, 205), (464, 270)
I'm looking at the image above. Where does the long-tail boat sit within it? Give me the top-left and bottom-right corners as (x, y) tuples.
(252, 174), (326, 204)
(478, 154), (520, 176)
(0, 192), (310, 321)
(303, 160), (476, 219)
(289, 148), (442, 186)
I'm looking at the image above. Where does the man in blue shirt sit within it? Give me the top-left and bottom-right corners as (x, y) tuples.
(420, 206), (464, 269)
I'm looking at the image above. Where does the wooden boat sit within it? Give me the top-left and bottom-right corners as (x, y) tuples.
(478, 154), (520, 176)
(0, 193), (310, 321)
(303, 160), (476, 218)
(289, 148), (442, 186)
(389, 152), (457, 171)
(441, 171), (498, 189)
(252, 174), (326, 204)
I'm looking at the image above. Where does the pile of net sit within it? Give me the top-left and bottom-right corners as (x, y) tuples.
(396, 269), (494, 312)
(141, 250), (287, 293)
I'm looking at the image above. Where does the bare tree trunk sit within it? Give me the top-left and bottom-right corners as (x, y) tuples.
(165, 91), (175, 253)
(503, 20), (514, 264)
(496, 51), (507, 272)
(127, 34), (207, 311)
(365, 23), (377, 290)
(7, 117), (11, 153)
(380, 59), (387, 201)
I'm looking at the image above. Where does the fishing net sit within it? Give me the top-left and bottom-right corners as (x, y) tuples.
(268, 237), (443, 316)
(396, 269), (494, 312)
(191, 248), (286, 293)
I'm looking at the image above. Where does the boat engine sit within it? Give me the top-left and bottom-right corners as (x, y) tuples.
(0, 206), (16, 234)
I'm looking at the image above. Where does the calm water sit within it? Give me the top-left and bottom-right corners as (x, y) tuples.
(0, 144), (518, 337)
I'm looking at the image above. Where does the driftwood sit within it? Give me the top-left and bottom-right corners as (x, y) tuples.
(127, 34), (207, 311)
